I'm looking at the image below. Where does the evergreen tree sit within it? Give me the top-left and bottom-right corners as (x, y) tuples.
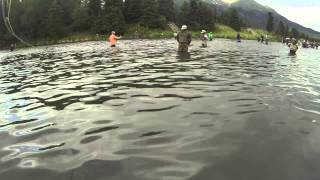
(124, 0), (143, 23)
(159, 0), (176, 22)
(266, 12), (274, 32)
(59, 0), (78, 26)
(87, 0), (103, 32)
(300, 33), (306, 39)
(71, 1), (90, 32)
(229, 9), (241, 31)
(291, 28), (300, 38)
(198, 1), (215, 30)
(178, 1), (190, 26)
(20, 0), (51, 39)
(188, 0), (201, 29)
(0, 1), (8, 44)
(276, 21), (285, 36)
(102, 0), (126, 34)
(46, 0), (65, 40)
(306, 35), (309, 40)
(284, 24), (289, 37)
(88, 0), (101, 17)
(141, 0), (163, 28)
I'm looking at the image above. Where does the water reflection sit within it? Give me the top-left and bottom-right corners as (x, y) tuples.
(0, 39), (320, 180)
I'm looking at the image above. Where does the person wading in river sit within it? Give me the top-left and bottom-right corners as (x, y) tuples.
(289, 40), (299, 55)
(177, 25), (192, 53)
(200, 30), (209, 48)
(108, 31), (121, 47)
(237, 32), (241, 43)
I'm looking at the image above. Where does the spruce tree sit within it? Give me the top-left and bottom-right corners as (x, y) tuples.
(291, 28), (300, 38)
(59, 0), (77, 26)
(188, 0), (201, 29)
(141, 0), (162, 28)
(198, 2), (215, 30)
(124, 0), (144, 23)
(46, 0), (65, 40)
(0, 1), (8, 43)
(103, 0), (126, 34)
(88, 0), (101, 18)
(159, 0), (176, 22)
(276, 21), (285, 36)
(178, 1), (190, 26)
(284, 24), (289, 37)
(71, 1), (90, 32)
(229, 9), (241, 31)
(88, 0), (102, 32)
(266, 12), (274, 32)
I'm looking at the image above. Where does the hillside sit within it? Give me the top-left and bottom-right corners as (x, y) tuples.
(176, 0), (320, 39)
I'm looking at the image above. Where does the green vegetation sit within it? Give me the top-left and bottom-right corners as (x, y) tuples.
(0, 0), (318, 48)
(213, 24), (278, 41)
(220, 9), (242, 32)
(30, 23), (277, 46)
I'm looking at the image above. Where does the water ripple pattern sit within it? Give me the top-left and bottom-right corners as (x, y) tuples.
(1, 39), (320, 180)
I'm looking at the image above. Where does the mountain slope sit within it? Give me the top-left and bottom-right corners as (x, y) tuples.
(176, 0), (320, 38)
(227, 0), (320, 38)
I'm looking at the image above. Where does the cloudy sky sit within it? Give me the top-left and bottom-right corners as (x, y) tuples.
(255, 0), (320, 32)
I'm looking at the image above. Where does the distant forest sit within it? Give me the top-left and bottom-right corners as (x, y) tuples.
(0, 0), (313, 46)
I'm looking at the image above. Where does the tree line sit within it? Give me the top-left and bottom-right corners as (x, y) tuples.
(0, 0), (318, 47)
(0, 0), (218, 45)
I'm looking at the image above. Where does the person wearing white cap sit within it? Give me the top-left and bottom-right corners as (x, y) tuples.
(200, 30), (208, 47)
(177, 25), (192, 53)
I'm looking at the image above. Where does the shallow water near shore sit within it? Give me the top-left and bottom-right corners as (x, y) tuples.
(1, 39), (320, 180)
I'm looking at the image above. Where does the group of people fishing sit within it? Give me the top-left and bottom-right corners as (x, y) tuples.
(108, 25), (214, 53)
(281, 37), (319, 55)
(106, 25), (316, 56)
(257, 34), (269, 45)
(176, 25), (214, 52)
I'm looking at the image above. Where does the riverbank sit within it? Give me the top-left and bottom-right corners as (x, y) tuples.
(2, 24), (279, 49)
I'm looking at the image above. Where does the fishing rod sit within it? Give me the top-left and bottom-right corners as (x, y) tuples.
(1, 0), (33, 47)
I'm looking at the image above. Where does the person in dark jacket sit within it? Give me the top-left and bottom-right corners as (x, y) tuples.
(177, 25), (192, 53)
(289, 40), (299, 55)
(237, 32), (241, 42)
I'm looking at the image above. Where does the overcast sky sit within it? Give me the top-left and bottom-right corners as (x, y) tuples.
(256, 0), (320, 32)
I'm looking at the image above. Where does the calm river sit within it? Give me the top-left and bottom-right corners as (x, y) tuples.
(0, 39), (320, 180)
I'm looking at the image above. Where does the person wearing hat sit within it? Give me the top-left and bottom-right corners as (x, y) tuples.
(108, 31), (121, 47)
(289, 40), (299, 55)
(200, 30), (209, 48)
(177, 25), (192, 53)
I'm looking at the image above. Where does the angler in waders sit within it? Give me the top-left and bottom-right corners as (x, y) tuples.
(237, 32), (241, 43)
(200, 30), (209, 48)
(208, 32), (214, 41)
(289, 40), (299, 55)
(177, 25), (192, 53)
(108, 31), (121, 47)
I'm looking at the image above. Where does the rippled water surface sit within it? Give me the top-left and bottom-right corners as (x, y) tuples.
(1, 39), (320, 180)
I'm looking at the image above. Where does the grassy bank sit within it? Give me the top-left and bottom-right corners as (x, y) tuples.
(214, 24), (279, 41)
(124, 24), (279, 41)
(5, 24), (279, 49)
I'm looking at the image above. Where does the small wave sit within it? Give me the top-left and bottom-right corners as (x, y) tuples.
(137, 105), (179, 112)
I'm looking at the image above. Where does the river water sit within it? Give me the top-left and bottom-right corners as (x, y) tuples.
(0, 39), (320, 180)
